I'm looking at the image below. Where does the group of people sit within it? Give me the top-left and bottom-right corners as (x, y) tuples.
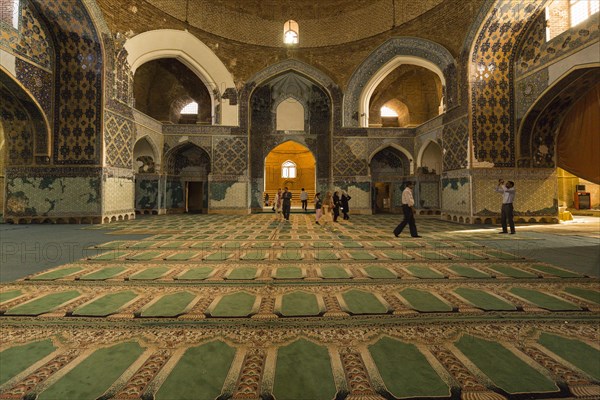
(265, 179), (517, 236)
(314, 190), (351, 228)
(392, 179), (517, 238)
(266, 187), (294, 220)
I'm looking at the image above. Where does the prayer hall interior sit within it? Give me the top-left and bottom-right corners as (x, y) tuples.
(0, 1), (599, 399)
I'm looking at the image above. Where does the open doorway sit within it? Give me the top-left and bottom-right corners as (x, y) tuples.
(264, 141), (316, 210)
(186, 181), (205, 213)
(370, 146), (410, 214)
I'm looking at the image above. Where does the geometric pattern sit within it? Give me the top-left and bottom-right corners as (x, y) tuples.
(31, 0), (103, 165)
(470, 0), (547, 166)
(0, 0), (53, 70)
(1, 214), (599, 399)
(344, 37), (458, 127)
(333, 138), (368, 176)
(0, 86), (34, 165)
(442, 117), (468, 171)
(516, 11), (599, 77)
(213, 137), (248, 175)
(104, 111), (134, 169)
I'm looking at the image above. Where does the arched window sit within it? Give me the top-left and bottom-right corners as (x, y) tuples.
(181, 101), (198, 114)
(380, 106), (398, 117)
(283, 20), (299, 44)
(282, 160), (297, 178)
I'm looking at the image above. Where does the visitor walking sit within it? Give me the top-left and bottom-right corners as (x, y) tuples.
(282, 187), (292, 221)
(393, 181), (421, 238)
(321, 191), (334, 229)
(332, 191), (341, 222)
(495, 179), (516, 234)
(341, 190), (351, 220)
(300, 188), (308, 212)
(314, 192), (323, 224)
(264, 192), (270, 208)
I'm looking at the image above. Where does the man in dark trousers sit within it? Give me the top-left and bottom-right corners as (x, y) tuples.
(282, 186), (293, 221)
(495, 179), (516, 234)
(393, 181), (421, 238)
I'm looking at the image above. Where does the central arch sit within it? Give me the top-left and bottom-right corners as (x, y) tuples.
(264, 141), (316, 209)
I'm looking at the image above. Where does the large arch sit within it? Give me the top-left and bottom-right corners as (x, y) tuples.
(517, 65), (600, 168)
(344, 37), (457, 127)
(243, 60), (337, 210)
(125, 29), (238, 126)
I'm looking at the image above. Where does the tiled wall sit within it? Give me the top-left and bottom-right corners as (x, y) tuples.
(209, 181), (249, 213)
(4, 170), (101, 218)
(135, 176), (159, 211)
(472, 168), (556, 217)
(441, 173), (471, 214)
(102, 171), (134, 215)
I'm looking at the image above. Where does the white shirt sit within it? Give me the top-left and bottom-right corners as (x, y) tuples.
(300, 191), (308, 200)
(401, 187), (414, 207)
(495, 185), (516, 204)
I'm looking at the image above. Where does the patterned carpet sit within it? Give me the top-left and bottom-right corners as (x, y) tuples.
(1, 214), (599, 399)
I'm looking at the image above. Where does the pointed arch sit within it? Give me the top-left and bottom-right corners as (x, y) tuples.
(416, 140), (443, 173)
(344, 37), (456, 127)
(368, 143), (414, 175)
(125, 29), (238, 126)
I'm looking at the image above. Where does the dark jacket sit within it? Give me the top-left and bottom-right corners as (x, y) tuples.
(333, 193), (341, 210)
(341, 194), (351, 211)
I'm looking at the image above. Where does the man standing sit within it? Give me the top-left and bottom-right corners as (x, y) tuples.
(300, 188), (308, 212)
(393, 181), (421, 238)
(282, 187), (293, 221)
(495, 179), (516, 234)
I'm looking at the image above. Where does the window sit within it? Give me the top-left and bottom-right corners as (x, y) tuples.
(546, 0), (599, 41)
(380, 106), (398, 117)
(283, 20), (299, 44)
(180, 101), (198, 114)
(570, 0), (599, 27)
(282, 160), (296, 178)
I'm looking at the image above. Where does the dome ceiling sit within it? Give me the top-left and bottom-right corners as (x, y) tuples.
(144, 0), (446, 47)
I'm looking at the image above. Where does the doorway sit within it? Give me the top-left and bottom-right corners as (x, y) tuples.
(264, 141), (316, 209)
(186, 182), (204, 213)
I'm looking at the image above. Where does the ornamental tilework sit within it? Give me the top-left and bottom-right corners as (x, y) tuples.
(104, 111), (134, 169)
(0, 0), (53, 70)
(30, 0), (103, 165)
(5, 175), (101, 216)
(103, 175), (134, 214)
(441, 177), (470, 214)
(442, 117), (468, 171)
(530, 70), (598, 168)
(472, 169), (556, 216)
(344, 37), (457, 127)
(0, 86), (35, 165)
(135, 177), (159, 210)
(514, 67), (548, 120)
(15, 59), (53, 121)
(516, 12), (599, 77)
(419, 181), (440, 208)
(213, 137), (248, 175)
(471, 0), (547, 166)
(333, 138), (369, 176)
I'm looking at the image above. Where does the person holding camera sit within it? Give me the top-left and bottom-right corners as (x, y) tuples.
(495, 179), (516, 234)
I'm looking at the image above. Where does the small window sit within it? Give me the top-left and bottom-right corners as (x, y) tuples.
(11, 0), (20, 29)
(282, 160), (296, 178)
(283, 20), (299, 44)
(181, 102), (198, 114)
(570, 0), (598, 27)
(380, 106), (398, 117)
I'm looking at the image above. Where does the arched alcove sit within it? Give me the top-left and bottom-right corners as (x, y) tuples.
(369, 146), (411, 214)
(344, 37), (456, 127)
(133, 59), (212, 124)
(264, 141), (316, 208)
(244, 60), (336, 211)
(125, 29), (238, 126)
(417, 141), (443, 175)
(165, 143), (211, 213)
